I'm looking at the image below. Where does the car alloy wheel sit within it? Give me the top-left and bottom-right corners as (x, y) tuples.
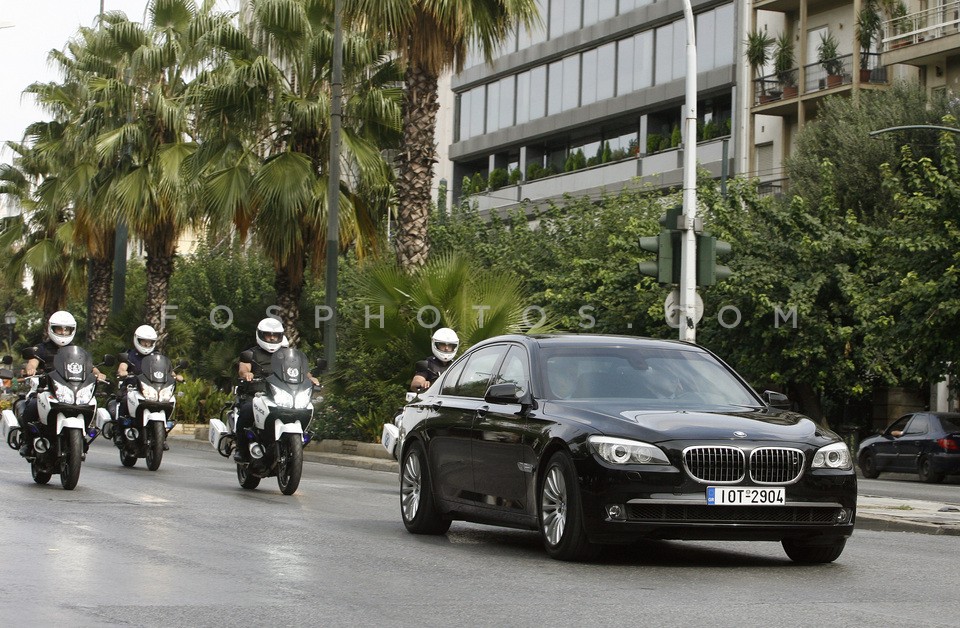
(541, 465), (567, 546)
(400, 441), (450, 535)
(538, 451), (598, 561)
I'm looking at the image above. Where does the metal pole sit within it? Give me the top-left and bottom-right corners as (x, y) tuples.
(323, 0), (343, 373)
(679, 0), (698, 343)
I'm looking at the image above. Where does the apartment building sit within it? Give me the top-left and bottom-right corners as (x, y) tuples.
(444, 0), (745, 214)
(749, 0), (959, 190)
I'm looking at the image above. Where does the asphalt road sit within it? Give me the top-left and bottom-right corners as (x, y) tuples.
(1, 440), (957, 628)
(858, 474), (960, 503)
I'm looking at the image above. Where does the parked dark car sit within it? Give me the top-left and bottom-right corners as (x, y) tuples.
(857, 412), (960, 483)
(396, 334), (856, 563)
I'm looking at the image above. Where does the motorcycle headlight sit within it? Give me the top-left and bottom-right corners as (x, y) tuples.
(75, 383), (96, 405)
(812, 442), (853, 470)
(294, 388), (313, 409)
(140, 384), (159, 401)
(588, 435), (671, 465)
(158, 385), (175, 402)
(272, 385), (294, 409)
(54, 384), (75, 404)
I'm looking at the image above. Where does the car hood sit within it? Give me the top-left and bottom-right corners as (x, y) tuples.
(541, 400), (831, 444)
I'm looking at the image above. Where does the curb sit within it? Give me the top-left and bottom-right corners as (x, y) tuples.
(854, 514), (960, 536)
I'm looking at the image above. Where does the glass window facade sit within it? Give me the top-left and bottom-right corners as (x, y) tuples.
(455, 3), (735, 141)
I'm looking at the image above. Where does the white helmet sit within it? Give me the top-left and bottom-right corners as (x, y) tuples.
(431, 327), (460, 363)
(256, 318), (284, 353)
(47, 310), (77, 347)
(133, 324), (158, 355)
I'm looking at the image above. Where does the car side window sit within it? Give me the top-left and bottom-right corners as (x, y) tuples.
(453, 345), (506, 398)
(495, 346), (530, 394)
(887, 415), (911, 436)
(903, 415), (929, 435)
(439, 357), (468, 396)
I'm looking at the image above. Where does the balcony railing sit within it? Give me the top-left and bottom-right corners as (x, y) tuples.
(882, 0), (960, 51)
(753, 53), (889, 107)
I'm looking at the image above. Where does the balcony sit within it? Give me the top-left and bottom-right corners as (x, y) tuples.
(752, 54), (888, 114)
(882, 1), (960, 66)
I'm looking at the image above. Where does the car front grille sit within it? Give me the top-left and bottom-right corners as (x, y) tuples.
(683, 446), (745, 483)
(750, 447), (805, 484)
(683, 446), (805, 485)
(627, 504), (839, 524)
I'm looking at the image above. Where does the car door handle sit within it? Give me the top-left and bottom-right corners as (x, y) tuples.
(475, 407), (488, 419)
(430, 401), (443, 411)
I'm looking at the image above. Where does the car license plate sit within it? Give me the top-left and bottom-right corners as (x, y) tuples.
(707, 486), (786, 505)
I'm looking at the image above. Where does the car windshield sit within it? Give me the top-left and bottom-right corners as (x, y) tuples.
(540, 345), (759, 410)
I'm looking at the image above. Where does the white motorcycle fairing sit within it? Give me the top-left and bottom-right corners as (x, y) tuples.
(1, 409), (18, 441)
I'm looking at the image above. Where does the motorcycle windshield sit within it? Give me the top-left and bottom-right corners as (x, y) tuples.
(267, 348), (311, 394)
(139, 353), (174, 386)
(53, 346), (94, 386)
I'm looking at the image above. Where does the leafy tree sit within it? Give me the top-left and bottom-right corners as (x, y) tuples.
(337, 0), (540, 270)
(193, 0), (402, 344)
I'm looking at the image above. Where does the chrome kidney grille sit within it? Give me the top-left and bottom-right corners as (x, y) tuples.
(750, 447), (805, 484)
(683, 446), (806, 484)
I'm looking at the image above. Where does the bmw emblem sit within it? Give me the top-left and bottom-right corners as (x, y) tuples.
(733, 431), (747, 438)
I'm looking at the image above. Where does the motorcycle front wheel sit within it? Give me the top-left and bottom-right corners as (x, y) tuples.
(145, 421), (165, 471)
(277, 433), (303, 496)
(59, 428), (83, 490)
(237, 462), (261, 489)
(31, 459), (52, 485)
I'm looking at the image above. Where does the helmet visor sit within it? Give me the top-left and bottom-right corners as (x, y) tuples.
(260, 331), (283, 344)
(137, 338), (156, 349)
(52, 325), (75, 337)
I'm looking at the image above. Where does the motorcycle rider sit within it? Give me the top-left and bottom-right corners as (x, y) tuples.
(233, 318), (317, 461)
(115, 324), (181, 450)
(18, 310), (105, 455)
(409, 327), (460, 392)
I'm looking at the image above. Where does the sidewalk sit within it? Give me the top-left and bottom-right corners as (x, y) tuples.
(168, 429), (960, 537)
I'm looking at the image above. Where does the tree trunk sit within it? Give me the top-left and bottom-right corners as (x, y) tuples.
(86, 257), (114, 343)
(789, 382), (829, 428)
(144, 224), (177, 332)
(274, 265), (304, 346)
(394, 64), (440, 271)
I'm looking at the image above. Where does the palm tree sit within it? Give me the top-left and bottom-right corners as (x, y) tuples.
(193, 0), (403, 343)
(0, 134), (86, 318)
(91, 0), (234, 329)
(336, 0), (541, 270)
(23, 25), (129, 341)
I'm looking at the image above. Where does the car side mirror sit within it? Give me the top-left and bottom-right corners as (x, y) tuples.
(21, 346), (37, 360)
(102, 354), (117, 367)
(414, 360), (430, 372)
(762, 390), (791, 410)
(485, 382), (526, 405)
(239, 350), (254, 364)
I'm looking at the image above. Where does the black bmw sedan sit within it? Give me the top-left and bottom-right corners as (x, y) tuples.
(857, 412), (960, 483)
(396, 334), (856, 563)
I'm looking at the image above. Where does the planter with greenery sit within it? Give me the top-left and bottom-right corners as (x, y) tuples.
(746, 29), (775, 100)
(818, 32), (844, 87)
(856, 1), (882, 82)
(773, 31), (798, 98)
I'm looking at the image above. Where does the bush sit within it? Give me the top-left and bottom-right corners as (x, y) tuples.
(646, 133), (661, 154)
(174, 376), (234, 424)
(670, 125), (682, 148)
(488, 167), (509, 190)
(508, 167), (522, 185)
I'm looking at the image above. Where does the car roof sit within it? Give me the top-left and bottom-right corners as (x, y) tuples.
(473, 333), (702, 352)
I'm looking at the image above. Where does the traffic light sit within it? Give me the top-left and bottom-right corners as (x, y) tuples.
(638, 230), (680, 284)
(696, 233), (733, 286)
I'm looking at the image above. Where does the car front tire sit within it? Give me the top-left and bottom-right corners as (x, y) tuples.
(782, 537), (846, 564)
(858, 452), (879, 479)
(538, 451), (599, 561)
(400, 441), (450, 535)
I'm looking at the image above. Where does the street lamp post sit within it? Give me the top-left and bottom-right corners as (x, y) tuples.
(4, 311), (16, 350)
(678, 0), (698, 343)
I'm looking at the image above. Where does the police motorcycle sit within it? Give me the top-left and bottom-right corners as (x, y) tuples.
(1, 347), (115, 490)
(95, 354), (185, 471)
(208, 348), (320, 495)
(381, 360), (432, 461)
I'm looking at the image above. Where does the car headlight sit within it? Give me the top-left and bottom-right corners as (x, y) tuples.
(158, 385), (175, 402)
(272, 385), (294, 408)
(140, 384), (159, 401)
(294, 388), (312, 409)
(54, 384), (75, 404)
(75, 383), (96, 405)
(588, 436), (671, 465)
(812, 442), (853, 470)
